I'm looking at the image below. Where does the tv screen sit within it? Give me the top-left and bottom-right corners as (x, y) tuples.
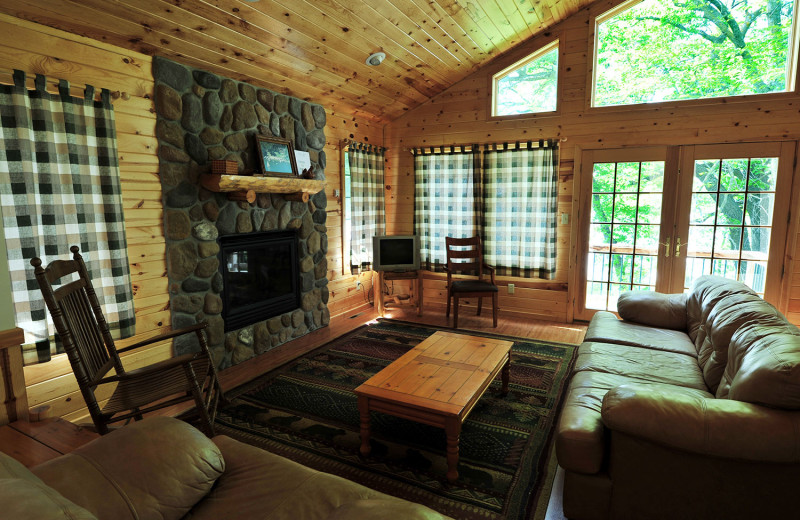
(372, 235), (420, 271)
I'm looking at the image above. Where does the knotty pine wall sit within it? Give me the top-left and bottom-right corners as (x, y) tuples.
(0, 14), (380, 423)
(385, 0), (800, 325)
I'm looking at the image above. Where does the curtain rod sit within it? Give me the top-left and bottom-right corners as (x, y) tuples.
(405, 137), (567, 154)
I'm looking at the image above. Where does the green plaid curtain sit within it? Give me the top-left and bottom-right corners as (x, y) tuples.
(0, 70), (135, 365)
(482, 141), (559, 279)
(413, 148), (481, 271)
(348, 142), (385, 265)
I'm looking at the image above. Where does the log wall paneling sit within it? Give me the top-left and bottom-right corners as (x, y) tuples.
(1, 14), (382, 423)
(385, 0), (800, 325)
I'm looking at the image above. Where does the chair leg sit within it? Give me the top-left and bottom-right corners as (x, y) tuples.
(477, 296), (483, 316)
(492, 292), (498, 328)
(454, 296), (459, 329)
(446, 288), (451, 318)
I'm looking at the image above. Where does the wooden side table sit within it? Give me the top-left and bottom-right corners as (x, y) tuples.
(375, 270), (423, 317)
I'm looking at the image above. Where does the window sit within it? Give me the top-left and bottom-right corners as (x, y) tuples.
(343, 143), (385, 272)
(492, 41), (559, 116)
(413, 142), (560, 279)
(593, 0), (798, 107)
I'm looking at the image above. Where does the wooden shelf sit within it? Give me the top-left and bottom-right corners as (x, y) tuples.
(202, 174), (325, 194)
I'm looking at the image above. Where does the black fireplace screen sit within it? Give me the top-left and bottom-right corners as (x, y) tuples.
(219, 231), (300, 331)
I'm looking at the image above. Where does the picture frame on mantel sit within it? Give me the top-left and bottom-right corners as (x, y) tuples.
(256, 136), (298, 177)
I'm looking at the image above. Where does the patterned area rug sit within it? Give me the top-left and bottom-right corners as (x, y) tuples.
(215, 319), (577, 520)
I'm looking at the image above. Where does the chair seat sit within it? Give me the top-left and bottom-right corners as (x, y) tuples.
(450, 280), (499, 293)
(103, 356), (211, 415)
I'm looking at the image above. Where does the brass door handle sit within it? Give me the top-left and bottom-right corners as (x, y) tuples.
(675, 237), (683, 257)
(660, 236), (671, 257)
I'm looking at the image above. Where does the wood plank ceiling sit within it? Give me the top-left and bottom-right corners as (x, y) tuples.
(0, 0), (591, 122)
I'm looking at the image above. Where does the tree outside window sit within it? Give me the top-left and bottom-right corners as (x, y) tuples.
(594, 0), (797, 107)
(493, 41), (559, 116)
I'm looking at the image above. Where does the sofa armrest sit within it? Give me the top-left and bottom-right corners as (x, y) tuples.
(617, 291), (687, 330)
(601, 385), (800, 463)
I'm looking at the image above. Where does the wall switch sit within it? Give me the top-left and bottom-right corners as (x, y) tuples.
(333, 188), (341, 198)
(507, 283), (515, 294)
(561, 213), (569, 225)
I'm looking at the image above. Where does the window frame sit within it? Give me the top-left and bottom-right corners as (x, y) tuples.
(490, 39), (561, 119)
(587, 0), (800, 111)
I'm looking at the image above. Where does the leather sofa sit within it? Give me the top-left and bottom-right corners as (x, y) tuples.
(556, 275), (800, 520)
(0, 416), (449, 520)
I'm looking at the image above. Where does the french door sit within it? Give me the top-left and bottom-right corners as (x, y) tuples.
(575, 142), (795, 321)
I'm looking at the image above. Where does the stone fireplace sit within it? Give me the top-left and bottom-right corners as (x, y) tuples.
(153, 57), (330, 371)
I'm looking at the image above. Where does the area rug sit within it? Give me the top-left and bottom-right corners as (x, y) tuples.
(215, 319), (577, 520)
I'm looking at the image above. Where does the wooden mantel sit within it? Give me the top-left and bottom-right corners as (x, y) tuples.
(1, 327), (28, 426)
(201, 174), (326, 203)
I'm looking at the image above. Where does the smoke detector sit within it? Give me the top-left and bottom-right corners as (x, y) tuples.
(366, 52), (386, 66)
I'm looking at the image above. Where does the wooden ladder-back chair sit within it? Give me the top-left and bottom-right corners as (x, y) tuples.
(31, 246), (222, 436)
(445, 236), (499, 328)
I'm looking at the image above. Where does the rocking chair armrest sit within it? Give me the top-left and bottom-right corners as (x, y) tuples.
(116, 323), (209, 354)
(483, 263), (495, 273)
(94, 353), (203, 384)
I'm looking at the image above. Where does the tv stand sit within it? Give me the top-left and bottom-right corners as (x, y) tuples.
(375, 270), (423, 317)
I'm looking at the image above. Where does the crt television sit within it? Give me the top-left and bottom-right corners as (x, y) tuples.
(372, 235), (420, 272)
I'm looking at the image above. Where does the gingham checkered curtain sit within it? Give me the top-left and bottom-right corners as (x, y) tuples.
(0, 70), (135, 365)
(348, 142), (385, 265)
(482, 141), (559, 279)
(413, 149), (481, 271)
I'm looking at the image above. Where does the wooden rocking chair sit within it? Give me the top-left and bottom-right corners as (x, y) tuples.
(31, 246), (222, 436)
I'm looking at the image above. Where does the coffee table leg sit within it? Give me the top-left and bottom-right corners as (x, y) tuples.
(358, 396), (371, 456)
(445, 419), (460, 482)
(501, 354), (510, 396)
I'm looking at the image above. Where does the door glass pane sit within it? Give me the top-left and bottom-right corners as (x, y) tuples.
(684, 155), (778, 296)
(586, 160), (664, 310)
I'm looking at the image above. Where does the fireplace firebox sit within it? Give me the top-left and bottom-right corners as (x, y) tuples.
(219, 231), (300, 332)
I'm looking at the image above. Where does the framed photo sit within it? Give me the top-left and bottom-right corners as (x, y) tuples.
(256, 136), (298, 177)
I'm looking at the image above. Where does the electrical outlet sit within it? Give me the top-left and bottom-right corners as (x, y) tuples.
(356, 281), (363, 290)
(507, 283), (515, 294)
(561, 213), (569, 225)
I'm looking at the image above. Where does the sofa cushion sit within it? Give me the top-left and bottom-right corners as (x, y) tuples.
(33, 417), (224, 520)
(584, 311), (697, 358)
(617, 291), (688, 331)
(698, 294), (788, 392)
(187, 435), (449, 520)
(718, 324), (800, 409)
(686, 275), (758, 348)
(0, 452), (97, 520)
(556, 371), (713, 475)
(575, 342), (708, 391)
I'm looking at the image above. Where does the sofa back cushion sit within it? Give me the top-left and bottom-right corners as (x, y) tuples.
(617, 291), (688, 330)
(698, 293), (787, 392)
(687, 276), (759, 347)
(32, 417), (224, 520)
(717, 324), (800, 409)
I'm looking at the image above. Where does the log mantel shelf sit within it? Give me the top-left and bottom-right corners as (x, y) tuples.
(201, 174), (326, 203)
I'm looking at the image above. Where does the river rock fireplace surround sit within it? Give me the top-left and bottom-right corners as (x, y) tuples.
(153, 57), (330, 371)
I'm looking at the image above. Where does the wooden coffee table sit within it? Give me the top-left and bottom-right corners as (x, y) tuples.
(354, 330), (513, 482)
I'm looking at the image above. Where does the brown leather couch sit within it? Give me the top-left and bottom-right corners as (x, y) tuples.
(556, 275), (800, 520)
(0, 416), (450, 520)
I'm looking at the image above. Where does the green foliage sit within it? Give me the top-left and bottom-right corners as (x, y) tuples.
(495, 47), (559, 115)
(595, 0), (795, 106)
